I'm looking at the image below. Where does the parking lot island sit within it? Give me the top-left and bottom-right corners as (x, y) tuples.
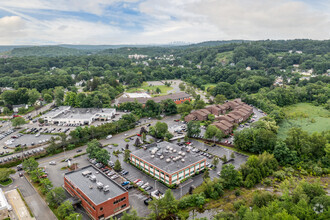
(64, 165), (130, 220)
(130, 141), (206, 186)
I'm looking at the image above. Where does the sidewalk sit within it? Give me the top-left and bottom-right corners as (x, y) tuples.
(5, 189), (36, 220)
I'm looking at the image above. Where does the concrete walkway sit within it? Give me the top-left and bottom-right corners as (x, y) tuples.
(5, 189), (36, 220)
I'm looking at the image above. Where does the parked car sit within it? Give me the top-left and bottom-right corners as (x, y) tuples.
(49, 161), (56, 165)
(121, 181), (130, 186)
(76, 149), (82, 153)
(106, 135), (113, 140)
(125, 185), (133, 190)
(133, 179), (141, 184)
(111, 175), (119, 180)
(137, 181), (144, 187)
(144, 197), (153, 206)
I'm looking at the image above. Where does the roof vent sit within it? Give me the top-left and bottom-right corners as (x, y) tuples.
(151, 155), (155, 158)
(89, 185), (93, 189)
(166, 158), (171, 163)
(160, 155), (164, 159)
(173, 149), (177, 153)
(182, 152), (186, 157)
(181, 159), (185, 162)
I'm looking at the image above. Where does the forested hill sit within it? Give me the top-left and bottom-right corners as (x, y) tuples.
(9, 46), (88, 57)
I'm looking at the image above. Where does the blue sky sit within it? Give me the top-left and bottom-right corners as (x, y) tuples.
(0, 0), (329, 45)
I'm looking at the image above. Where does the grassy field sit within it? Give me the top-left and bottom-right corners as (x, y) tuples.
(277, 103), (330, 139)
(203, 83), (217, 91)
(215, 51), (233, 64)
(126, 82), (173, 96)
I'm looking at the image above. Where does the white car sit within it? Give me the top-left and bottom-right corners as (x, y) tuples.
(137, 181), (144, 187)
(49, 161), (56, 165)
(106, 135), (113, 140)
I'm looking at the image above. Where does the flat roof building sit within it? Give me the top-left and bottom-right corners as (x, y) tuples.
(130, 141), (206, 186)
(42, 106), (116, 125)
(117, 92), (191, 106)
(64, 165), (129, 220)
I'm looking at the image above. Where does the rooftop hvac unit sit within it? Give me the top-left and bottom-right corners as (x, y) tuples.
(97, 182), (104, 189)
(166, 146), (170, 150)
(151, 155), (155, 158)
(173, 157), (177, 162)
(173, 149), (177, 153)
(82, 170), (92, 176)
(160, 155), (164, 159)
(89, 175), (96, 181)
(181, 159), (185, 162)
(178, 151), (181, 155)
(89, 185), (93, 189)
(166, 158), (171, 163)
(169, 147), (173, 151)
(103, 185), (110, 192)
(182, 153), (186, 156)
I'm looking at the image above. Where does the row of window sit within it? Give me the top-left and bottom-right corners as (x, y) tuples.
(114, 197), (126, 205)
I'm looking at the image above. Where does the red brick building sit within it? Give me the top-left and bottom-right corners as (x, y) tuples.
(130, 142), (206, 186)
(64, 165), (130, 220)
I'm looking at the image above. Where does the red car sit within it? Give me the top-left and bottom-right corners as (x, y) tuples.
(134, 179), (141, 184)
(137, 134), (141, 137)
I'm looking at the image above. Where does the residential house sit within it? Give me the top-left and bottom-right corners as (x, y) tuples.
(12, 104), (28, 113)
(184, 114), (196, 122)
(192, 109), (210, 121)
(227, 113), (242, 124)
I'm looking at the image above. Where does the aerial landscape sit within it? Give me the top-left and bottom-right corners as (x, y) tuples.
(0, 1), (329, 220)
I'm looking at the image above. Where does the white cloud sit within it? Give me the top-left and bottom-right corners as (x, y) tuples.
(0, 16), (26, 44)
(0, 0), (329, 45)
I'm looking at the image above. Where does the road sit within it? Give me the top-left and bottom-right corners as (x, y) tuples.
(2, 172), (57, 220)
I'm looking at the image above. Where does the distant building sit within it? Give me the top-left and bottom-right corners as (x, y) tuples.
(42, 106), (116, 125)
(130, 141), (206, 186)
(0, 189), (10, 219)
(122, 93), (151, 99)
(128, 54), (148, 59)
(13, 104), (28, 113)
(117, 92), (191, 106)
(64, 165), (130, 220)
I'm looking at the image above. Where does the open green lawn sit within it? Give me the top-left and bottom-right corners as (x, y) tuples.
(203, 83), (217, 91)
(215, 51), (233, 64)
(126, 83), (173, 96)
(278, 103), (330, 139)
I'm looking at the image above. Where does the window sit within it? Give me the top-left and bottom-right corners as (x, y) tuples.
(121, 204), (127, 209)
(100, 207), (103, 211)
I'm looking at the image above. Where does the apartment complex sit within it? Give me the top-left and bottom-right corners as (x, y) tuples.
(130, 142), (206, 186)
(184, 99), (253, 135)
(64, 165), (129, 220)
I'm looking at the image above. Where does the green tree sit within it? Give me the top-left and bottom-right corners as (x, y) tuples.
(187, 121), (201, 137)
(273, 141), (299, 166)
(95, 148), (110, 165)
(0, 168), (15, 182)
(54, 87), (65, 106)
(44, 93), (53, 103)
(212, 157), (220, 167)
(121, 209), (141, 220)
(214, 94), (226, 104)
(220, 164), (243, 189)
(63, 91), (77, 106)
(46, 187), (66, 208)
(204, 125), (224, 143)
(162, 189), (178, 217)
(124, 150), (131, 162)
(2, 107), (10, 115)
(57, 201), (74, 220)
(22, 158), (39, 173)
(150, 122), (170, 139)
(40, 178), (53, 194)
(28, 88), (40, 105)
(179, 83), (186, 91)
(86, 139), (102, 159)
(155, 87), (161, 94)
(203, 168), (210, 180)
(161, 99), (177, 115)
(194, 100), (206, 109)
(65, 213), (82, 220)
(114, 159), (122, 172)
(11, 117), (26, 128)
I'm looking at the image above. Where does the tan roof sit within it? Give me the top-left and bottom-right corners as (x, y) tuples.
(227, 113), (241, 120)
(219, 120), (233, 128)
